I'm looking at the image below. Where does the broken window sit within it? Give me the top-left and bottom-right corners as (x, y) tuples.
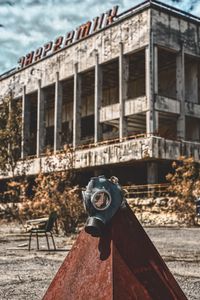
(186, 116), (200, 142)
(158, 48), (176, 99)
(158, 112), (177, 139)
(27, 92), (37, 156)
(185, 55), (199, 104)
(102, 59), (119, 106)
(44, 84), (55, 150)
(80, 69), (95, 144)
(127, 113), (146, 137)
(102, 119), (119, 141)
(81, 115), (94, 138)
(62, 77), (74, 145)
(128, 49), (145, 99)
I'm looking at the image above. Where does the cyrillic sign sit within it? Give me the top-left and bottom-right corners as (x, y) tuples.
(18, 6), (118, 69)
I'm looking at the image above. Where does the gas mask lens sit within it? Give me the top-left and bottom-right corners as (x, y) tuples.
(91, 190), (111, 210)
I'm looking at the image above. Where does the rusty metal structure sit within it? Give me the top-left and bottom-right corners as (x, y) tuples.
(0, 0), (200, 186)
(43, 203), (187, 299)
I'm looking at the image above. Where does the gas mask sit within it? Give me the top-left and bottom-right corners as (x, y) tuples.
(82, 175), (124, 237)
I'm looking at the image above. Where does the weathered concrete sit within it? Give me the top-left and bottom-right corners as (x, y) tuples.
(176, 48), (185, 139)
(94, 54), (103, 143)
(100, 97), (148, 123)
(73, 64), (81, 148)
(185, 60), (198, 103)
(155, 96), (180, 114)
(119, 42), (128, 140)
(0, 10), (149, 99)
(145, 45), (154, 135)
(152, 136), (200, 160)
(21, 86), (30, 159)
(54, 72), (63, 153)
(1, 136), (199, 178)
(1, 2), (200, 181)
(152, 8), (200, 56)
(36, 79), (45, 157)
(185, 102), (200, 118)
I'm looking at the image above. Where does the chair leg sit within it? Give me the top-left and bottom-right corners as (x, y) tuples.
(28, 232), (32, 251)
(50, 232), (56, 250)
(36, 233), (39, 250)
(45, 233), (50, 250)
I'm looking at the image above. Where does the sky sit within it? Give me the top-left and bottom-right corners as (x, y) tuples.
(0, 0), (200, 75)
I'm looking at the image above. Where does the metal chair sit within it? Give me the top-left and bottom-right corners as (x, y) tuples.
(28, 211), (57, 251)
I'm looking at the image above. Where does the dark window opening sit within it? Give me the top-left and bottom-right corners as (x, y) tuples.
(62, 121), (73, 144)
(44, 84), (55, 150)
(81, 115), (94, 139)
(45, 126), (54, 148)
(61, 78), (74, 146)
(29, 93), (37, 156)
(128, 50), (145, 99)
(102, 123), (114, 133)
(102, 59), (119, 106)
(158, 48), (176, 99)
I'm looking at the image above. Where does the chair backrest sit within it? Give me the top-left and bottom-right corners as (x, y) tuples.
(45, 211), (58, 232)
(196, 199), (200, 217)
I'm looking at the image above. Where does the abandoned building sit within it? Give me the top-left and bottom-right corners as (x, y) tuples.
(0, 0), (200, 188)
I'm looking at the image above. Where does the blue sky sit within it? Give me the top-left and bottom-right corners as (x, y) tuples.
(0, 0), (200, 75)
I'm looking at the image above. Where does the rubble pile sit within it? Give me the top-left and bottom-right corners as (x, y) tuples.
(128, 197), (196, 226)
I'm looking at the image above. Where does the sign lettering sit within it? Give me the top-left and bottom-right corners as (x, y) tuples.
(18, 6), (118, 69)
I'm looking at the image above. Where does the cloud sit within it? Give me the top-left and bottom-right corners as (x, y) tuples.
(158, 0), (200, 13)
(0, 0), (200, 75)
(0, 1), (14, 6)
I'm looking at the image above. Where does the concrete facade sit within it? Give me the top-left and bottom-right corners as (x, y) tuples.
(0, 0), (200, 185)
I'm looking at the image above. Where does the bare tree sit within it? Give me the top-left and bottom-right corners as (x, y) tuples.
(0, 92), (22, 177)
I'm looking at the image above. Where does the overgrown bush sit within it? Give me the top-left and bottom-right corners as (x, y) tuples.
(19, 171), (85, 234)
(0, 92), (22, 176)
(18, 149), (85, 234)
(0, 169), (85, 234)
(0, 93), (84, 233)
(166, 157), (200, 223)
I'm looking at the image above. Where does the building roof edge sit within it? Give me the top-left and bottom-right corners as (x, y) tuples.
(0, 0), (200, 81)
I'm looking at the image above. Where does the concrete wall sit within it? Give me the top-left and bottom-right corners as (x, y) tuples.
(1, 3), (200, 182)
(152, 8), (200, 55)
(1, 136), (198, 179)
(0, 10), (149, 99)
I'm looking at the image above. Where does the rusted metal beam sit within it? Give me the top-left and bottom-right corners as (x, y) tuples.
(43, 204), (187, 300)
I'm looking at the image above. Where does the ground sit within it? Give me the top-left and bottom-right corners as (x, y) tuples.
(0, 223), (199, 300)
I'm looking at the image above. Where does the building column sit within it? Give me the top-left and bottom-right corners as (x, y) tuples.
(147, 161), (158, 184)
(198, 63), (200, 105)
(54, 72), (63, 153)
(119, 42), (128, 141)
(154, 45), (159, 134)
(21, 86), (30, 159)
(176, 46), (185, 139)
(145, 39), (158, 136)
(36, 79), (45, 157)
(146, 45), (154, 136)
(73, 63), (81, 148)
(94, 54), (103, 143)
